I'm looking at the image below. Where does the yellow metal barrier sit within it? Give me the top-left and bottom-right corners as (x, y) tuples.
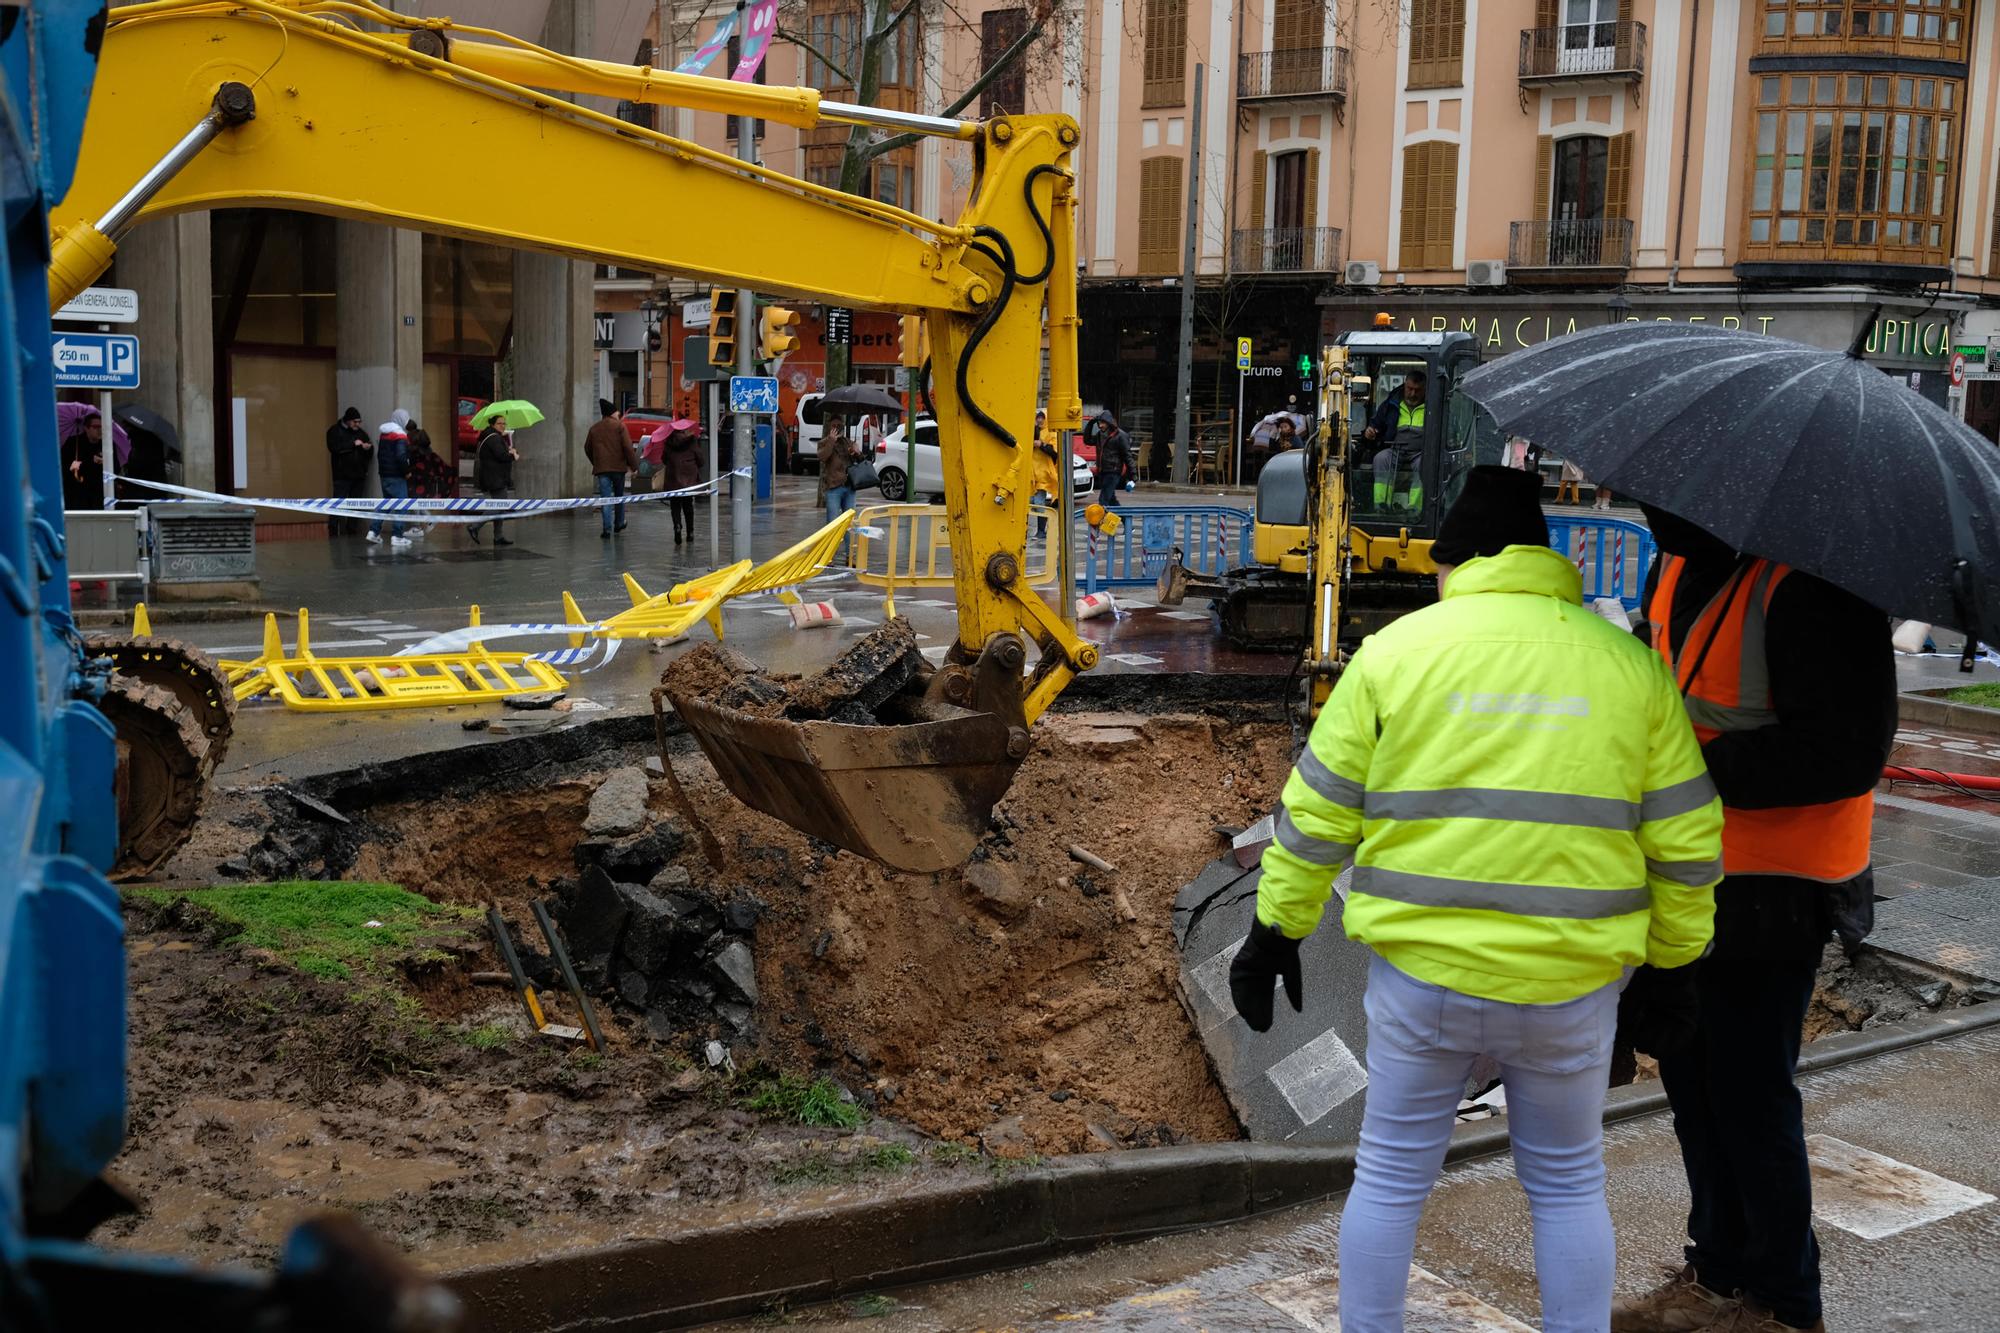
(216, 608), (567, 711)
(852, 503), (1056, 618)
(594, 560), (750, 641)
(737, 511), (855, 601)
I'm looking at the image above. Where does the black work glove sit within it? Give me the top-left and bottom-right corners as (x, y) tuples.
(1617, 963), (1702, 1061)
(1229, 918), (1304, 1033)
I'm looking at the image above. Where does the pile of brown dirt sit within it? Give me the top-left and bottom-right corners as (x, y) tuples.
(661, 619), (926, 723)
(674, 708), (1292, 1155)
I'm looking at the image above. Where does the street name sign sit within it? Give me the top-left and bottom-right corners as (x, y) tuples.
(51, 332), (141, 389)
(55, 286), (139, 325)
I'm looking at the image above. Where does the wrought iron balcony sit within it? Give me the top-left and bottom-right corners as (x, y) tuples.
(1508, 218), (1634, 271)
(1232, 227), (1342, 275)
(1237, 46), (1350, 102)
(1518, 22), (1645, 84)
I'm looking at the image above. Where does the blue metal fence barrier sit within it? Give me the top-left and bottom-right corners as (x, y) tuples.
(1072, 505), (1653, 611)
(1080, 505), (1255, 593)
(1546, 515), (1654, 612)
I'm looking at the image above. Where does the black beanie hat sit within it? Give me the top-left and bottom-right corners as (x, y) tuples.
(342, 406), (362, 423)
(599, 398), (617, 417)
(1431, 465), (1549, 565)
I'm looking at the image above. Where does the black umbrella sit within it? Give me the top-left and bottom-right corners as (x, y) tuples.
(1459, 318), (2000, 644)
(818, 383), (907, 415)
(112, 403), (181, 459)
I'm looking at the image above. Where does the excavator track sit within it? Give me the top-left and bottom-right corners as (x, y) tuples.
(96, 677), (211, 881)
(82, 634), (234, 770)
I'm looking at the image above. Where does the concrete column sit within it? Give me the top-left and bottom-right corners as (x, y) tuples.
(335, 220), (424, 468)
(511, 0), (599, 497)
(117, 213), (216, 490)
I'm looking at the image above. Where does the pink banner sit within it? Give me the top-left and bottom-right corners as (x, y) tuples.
(731, 0), (779, 81)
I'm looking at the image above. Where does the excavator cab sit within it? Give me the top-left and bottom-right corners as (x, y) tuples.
(1336, 328), (1490, 564)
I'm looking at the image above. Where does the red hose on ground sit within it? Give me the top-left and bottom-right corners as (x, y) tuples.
(1883, 765), (2000, 791)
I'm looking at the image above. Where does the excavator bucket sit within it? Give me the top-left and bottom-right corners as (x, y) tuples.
(660, 623), (1032, 873)
(666, 693), (1023, 872)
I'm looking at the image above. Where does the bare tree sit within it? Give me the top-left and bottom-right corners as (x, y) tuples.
(777, 0), (1061, 388)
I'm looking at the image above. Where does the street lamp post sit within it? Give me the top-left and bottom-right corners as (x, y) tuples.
(639, 295), (657, 407)
(1606, 292), (1632, 326)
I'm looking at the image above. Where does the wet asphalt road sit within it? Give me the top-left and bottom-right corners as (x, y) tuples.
(706, 1024), (2000, 1331)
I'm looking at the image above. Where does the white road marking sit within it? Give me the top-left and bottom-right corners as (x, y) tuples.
(1807, 1135), (1997, 1239)
(1156, 609), (1213, 621)
(1255, 1264), (1535, 1331)
(1106, 652), (1165, 667)
(1265, 1026), (1368, 1127)
(375, 630), (444, 641)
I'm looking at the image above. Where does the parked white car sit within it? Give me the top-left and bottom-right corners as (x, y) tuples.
(872, 418), (1092, 503)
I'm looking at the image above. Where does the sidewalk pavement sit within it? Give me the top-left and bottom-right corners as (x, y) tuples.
(717, 1023), (2000, 1330)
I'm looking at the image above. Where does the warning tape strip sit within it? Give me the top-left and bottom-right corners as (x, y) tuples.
(115, 472), (749, 525)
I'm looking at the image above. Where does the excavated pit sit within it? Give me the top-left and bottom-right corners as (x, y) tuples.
(116, 678), (1973, 1272)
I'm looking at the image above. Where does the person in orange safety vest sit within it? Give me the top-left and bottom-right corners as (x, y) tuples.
(1610, 505), (1896, 1333)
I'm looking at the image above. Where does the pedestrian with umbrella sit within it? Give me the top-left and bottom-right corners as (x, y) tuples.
(466, 409), (519, 546)
(648, 418), (703, 545)
(57, 404), (117, 510)
(1461, 315), (1984, 1333)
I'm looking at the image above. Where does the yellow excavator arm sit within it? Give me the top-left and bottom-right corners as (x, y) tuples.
(54, 0), (1095, 870)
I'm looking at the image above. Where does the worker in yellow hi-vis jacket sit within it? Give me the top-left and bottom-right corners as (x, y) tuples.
(1228, 465), (1723, 1333)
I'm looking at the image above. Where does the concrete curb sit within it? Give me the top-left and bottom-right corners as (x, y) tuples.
(76, 603), (283, 627)
(446, 1001), (1998, 1332)
(1898, 689), (2000, 737)
(446, 1143), (1356, 1332)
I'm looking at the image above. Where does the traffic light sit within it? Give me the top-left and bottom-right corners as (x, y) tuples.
(897, 314), (929, 370)
(709, 288), (736, 367)
(758, 304), (801, 361)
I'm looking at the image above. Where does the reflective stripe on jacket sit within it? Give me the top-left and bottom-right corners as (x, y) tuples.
(1648, 553), (1874, 882)
(1257, 544), (1722, 1004)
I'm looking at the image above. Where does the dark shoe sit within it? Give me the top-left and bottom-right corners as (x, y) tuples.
(673, 531), (684, 545)
(600, 529), (611, 540)
(1709, 1304), (1823, 1333)
(467, 527), (481, 543)
(1611, 1266), (1740, 1332)
(614, 523), (628, 533)
(494, 537), (514, 547)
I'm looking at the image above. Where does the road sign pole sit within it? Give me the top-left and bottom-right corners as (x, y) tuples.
(99, 387), (114, 509)
(707, 381), (721, 566)
(1235, 368), (1245, 486)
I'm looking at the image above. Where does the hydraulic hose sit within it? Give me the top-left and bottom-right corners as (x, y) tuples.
(1883, 765), (2000, 793)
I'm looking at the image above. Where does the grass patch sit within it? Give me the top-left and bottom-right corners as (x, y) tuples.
(927, 1143), (979, 1167)
(739, 1072), (863, 1129)
(131, 882), (475, 982)
(770, 1143), (918, 1188)
(462, 1023), (512, 1050)
(1945, 681), (2000, 709)
(845, 1294), (898, 1318)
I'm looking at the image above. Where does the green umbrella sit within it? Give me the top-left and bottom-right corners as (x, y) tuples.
(471, 399), (544, 430)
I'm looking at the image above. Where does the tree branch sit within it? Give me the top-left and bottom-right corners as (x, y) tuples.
(776, 25), (852, 86)
(874, 0), (923, 43)
(857, 16), (1046, 163)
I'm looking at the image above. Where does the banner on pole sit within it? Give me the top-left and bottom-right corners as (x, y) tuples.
(731, 0), (779, 81)
(673, 9), (738, 74)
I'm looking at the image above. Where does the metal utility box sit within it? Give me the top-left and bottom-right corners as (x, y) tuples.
(148, 503), (257, 584)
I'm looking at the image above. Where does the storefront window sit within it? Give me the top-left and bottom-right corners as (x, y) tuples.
(423, 235), (513, 357)
(211, 210), (337, 348)
(1745, 72), (1957, 263)
(1758, 0), (1967, 59)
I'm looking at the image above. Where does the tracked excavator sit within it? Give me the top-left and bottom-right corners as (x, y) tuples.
(1160, 323), (1500, 653)
(50, 0), (1098, 878)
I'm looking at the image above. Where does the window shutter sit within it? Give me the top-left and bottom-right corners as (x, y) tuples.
(1617, 0), (1633, 21)
(1304, 148), (1320, 231)
(1534, 136), (1554, 221)
(1400, 144), (1428, 266)
(1143, 0), (1188, 106)
(1428, 142), (1458, 268)
(1139, 157), (1183, 273)
(1607, 131), (1634, 219)
(1275, 0), (1320, 50)
(1536, 0), (1559, 29)
(1251, 150), (1268, 232)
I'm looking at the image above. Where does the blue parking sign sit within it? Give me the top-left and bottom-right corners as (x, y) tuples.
(729, 375), (779, 414)
(51, 332), (141, 389)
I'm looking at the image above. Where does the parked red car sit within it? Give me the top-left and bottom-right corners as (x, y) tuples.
(456, 397), (488, 448)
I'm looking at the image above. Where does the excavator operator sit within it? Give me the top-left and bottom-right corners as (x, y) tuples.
(1363, 369), (1427, 511)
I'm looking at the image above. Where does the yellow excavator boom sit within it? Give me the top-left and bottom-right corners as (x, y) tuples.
(55, 0), (1095, 870)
